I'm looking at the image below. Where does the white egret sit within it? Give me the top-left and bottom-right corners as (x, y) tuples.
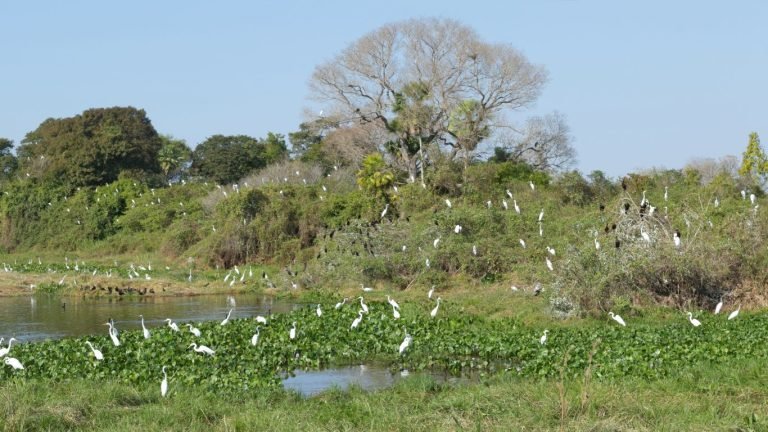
(392, 304), (401, 319)
(221, 308), (233, 326)
(673, 230), (681, 248)
(399, 331), (412, 355)
(251, 326), (261, 346)
(0, 338), (17, 358)
(85, 341), (104, 361)
(664, 186), (668, 202)
(289, 322), (297, 340)
(538, 209), (544, 222)
(4, 357), (24, 370)
(514, 200), (520, 214)
(529, 181), (535, 191)
(608, 312), (626, 327)
(430, 297), (442, 318)
(714, 197), (720, 207)
(546, 257), (553, 271)
(445, 199), (452, 208)
(256, 315), (268, 324)
(187, 324), (202, 337)
(316, 304), (323, 317)
(454, 224), (462, 234)
(502, 200), (508, 210)
(728, 305), (741, 321)
(428, 285), (435, 299)
(161, 366), (168, 397)
(714, 298), (723, 314)
(358, 297), (369, 313)
(334, 298), (348, 310)
(139, 315), (150, 340)
(351, 310), (364, 329)
(380, 203), (389, 219)
(105, 322), (121, 346)
(511, 285), (519, 292)
(519, 239), (526, 248)
(387, 295), (401, 310)
(361, 284), (374, 292)
(594, 238), (601, 250)
(640, 190), (647, 206)
(486, 200), (492, 209)
(425, 258), (430, 268)
(472, 245), (478, 256)
(433, 237), (441, 248)
(741, 190), (746, 200)
(506, 189), (513, 199)
(687, 312), (702, 327)
(189, 343), (215, 356)
(751, 194), (756, 205)
(640, 228), (651, 243)
(540, 330), (549, 345)
(165, 318), (180, 332)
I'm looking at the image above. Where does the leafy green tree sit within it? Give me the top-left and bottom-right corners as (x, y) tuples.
(739, 132), (767, 185)
(191, 133), (288, 184)
(158, 135), (192, 181)
(17, 107), (162, 187)
(447, 99), (491, 176)
(356, 153), (394, 198)
(0, 138), (17, 181)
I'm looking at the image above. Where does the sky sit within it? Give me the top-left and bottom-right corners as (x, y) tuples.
(1, 1), (766, 178)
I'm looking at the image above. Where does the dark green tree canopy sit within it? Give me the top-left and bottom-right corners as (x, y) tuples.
(191, 133), (288, 184)
(0, 138), (17, 181)
(18, 107), (162, 187)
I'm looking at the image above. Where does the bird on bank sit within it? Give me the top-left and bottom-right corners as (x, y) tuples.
(687, 312), (702, 327)
(161, 366), (168, 397)
(399, 330), (412, 355)
(165, 318), (180, 332)
(187, 324), (201, 337)
(728, 305), (741, 320)
(609, 312), (626, 326)
(85, 341), (104, 361)
(189, 343), (215, 356)
(221, 308), (233, 326)
(430, 297), (442, 318)
(540, 330), (549, 345)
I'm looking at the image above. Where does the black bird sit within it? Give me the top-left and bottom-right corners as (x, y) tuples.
(599, 204), (605, 212)
(622, 178), (627, 191)
(623, 202), (631, 213)
(615, 239), (621, 249)
(604, 225), (610, 233)
(611, 223), (617, 231)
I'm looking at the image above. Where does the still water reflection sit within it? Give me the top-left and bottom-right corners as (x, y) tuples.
(0, 294), (301, 342)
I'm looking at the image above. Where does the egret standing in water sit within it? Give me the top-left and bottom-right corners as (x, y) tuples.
(399, 330), (412, 355)
(139, 315), (150, 340)
(0, 338), (17, 358)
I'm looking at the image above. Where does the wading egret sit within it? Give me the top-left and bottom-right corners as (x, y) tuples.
(472, 245), (478, 256)
(380, 203), (389, 219)
(687, 312), (702, 327)
(251, 326), (260, 346)
(430, 297), (442, 318)
(714, 298), (723, 314)
(673, 230), (681, 248)
(161, 366), (168, 397)
(392, 304), (401, 319)
(546, 257), (553, 271)
(358, 297), (369, 313)
(189, 343), (215, 356)
(139, 315), (150, 340)
(351, 311), (364, 329)
(445, 199), (452, 209)
(165, 318), (180, 332)
(428, 285), (435, 299)
(433, 238), (441, 248)
(540, 330), (549, 345)
(334, 298), (348, 310)
(608, 312), (626, 326)
(221, 308), (233, 326)
(595, 238), (601, 250)
(289, 322), (297, 340)
(728, 305), (741, 320)
(187, 324), (201, 337)
(85, 341), (104, 361)
(316, 304), (323, 317)
(361, 284), (374, 292)
(529, 181), (535, 191)
(538, 209), (544, 222)
(387, 295), (401, 310)
(506, 189), (513, 199)
(519, 239), (526, 248)
(514, 200), (520, 214)
(255, 315), (267, 324)
(4, 357), (23, 370)
(0, 338), (17, 358)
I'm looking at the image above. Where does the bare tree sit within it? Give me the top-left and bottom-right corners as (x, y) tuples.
(497, 112), (576, 173)
(309, 18), (548, 180)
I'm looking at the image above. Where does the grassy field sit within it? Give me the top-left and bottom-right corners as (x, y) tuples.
(2, 359), (767, 432)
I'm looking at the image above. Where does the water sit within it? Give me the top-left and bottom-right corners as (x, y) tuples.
(0, 293), (301, 342)
(283, 365), (475, 397)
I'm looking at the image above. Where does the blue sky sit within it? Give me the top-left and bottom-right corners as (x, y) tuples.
(1, 1), (765, 177)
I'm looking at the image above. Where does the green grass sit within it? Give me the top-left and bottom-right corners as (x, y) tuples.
(2, 359), (767, 431)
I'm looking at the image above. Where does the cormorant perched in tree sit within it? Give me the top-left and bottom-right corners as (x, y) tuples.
(623, 202), (631, 213)
(622, 178), (627, 191)
(615, 239), (621, 249)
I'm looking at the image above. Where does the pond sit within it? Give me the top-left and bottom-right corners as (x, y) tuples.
(283, 365), (477, 397)
(0, 293), (302, 342)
